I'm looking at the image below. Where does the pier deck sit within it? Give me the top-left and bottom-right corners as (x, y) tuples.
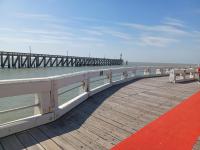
(0, 76), (199, 150)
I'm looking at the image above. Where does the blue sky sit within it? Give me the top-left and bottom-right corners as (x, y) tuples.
(0, 0), (200, 64)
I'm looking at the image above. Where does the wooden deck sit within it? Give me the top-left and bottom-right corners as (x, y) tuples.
(0, 76), (199, 150)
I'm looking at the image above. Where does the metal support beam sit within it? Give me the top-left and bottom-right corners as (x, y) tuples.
(0, 51), (123, 69)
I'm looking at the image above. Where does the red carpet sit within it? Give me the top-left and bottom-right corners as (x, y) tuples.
(111, 91), (200, 150)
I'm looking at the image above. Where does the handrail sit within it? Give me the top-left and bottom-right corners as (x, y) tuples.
(0, 66), (177, 137)
(58, 84), (83, 96)
(0, 103), (39, 114)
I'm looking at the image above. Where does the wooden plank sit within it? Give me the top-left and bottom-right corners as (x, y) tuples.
(92, 112), (136, 133)
(64, 120), (113, 149)
(47, 123), (93, 150)
(16, 131), (44, 150)
(79, 100), (146, 130)
(0, 143), (3, 150)
(0, 135), (25, 150)
(107, 96), (167, 114)
(89, 95), (155, 123)
(128, 95), (174, 110)
(115, 87), (146, 96)
(69, 110), (125, 140)
(28, 128), (62, 150)
(104, 101), (158, 123)
(76, 109), (130, 139)
(139, 91), (181, 102)
(94, 99), (158, 119)
(126, 83), (157, 90)
(121, 94), (169, 108)
(79, 104), (138, 133)
(65, 113), (121, 146)
(51, 120), (107, 150)
(142, 90), (183, 101)
(39, 125), (76, 150)
(128, 93), (170, 104)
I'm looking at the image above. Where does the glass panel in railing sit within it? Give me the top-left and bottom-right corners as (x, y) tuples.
(58, 82), (83, 106)
(112, 73), (123, 82)
(90, 75), (109, 90)
(127, 71), (135, 78)
(136, 69), (145, 76)
(150, 68), (157, 75)
(0, 94), (38, 124)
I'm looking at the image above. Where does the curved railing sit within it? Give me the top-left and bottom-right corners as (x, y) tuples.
(169, 68), (198, 83)
(0, 66), (171, 137)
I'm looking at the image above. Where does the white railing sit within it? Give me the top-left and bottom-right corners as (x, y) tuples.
(169, 68), (198, 83)
(0, 66), (170, 137)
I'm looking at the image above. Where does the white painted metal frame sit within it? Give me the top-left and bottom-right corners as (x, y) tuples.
(0, 66), (170, 138)
(169, 68), (198, 83)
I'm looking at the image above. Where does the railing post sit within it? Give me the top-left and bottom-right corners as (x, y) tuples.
(160, 68), (163, 75)
(163, 68), (167, 75)
(150, 68), (152, 75)
(82, 74), (90, 92)
(183, 70), (186, 80)
(180, 72), (183, 80)
(165, 68), (169, 74)
(107, 70), (112, 84)
(122, 70), (128, 79)
(34, 80), (58, 116)
(34, 92), (53, 115)
(169, 69), (176, 83)
(50, 80), (58, 111)
(132, 69), (136, 77)
(144, 68), (150, 76)
(155, 68), (160, 75)
(189, 72), (194, 79)
(194, 69), (196, 79)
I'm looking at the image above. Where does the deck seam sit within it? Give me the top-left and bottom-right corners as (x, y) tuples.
(0, 142), (4, 150)
(37, 127), (74, 150)
(26, 130), (47, 150)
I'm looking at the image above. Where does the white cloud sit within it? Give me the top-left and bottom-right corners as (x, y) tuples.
(139, 36), (178, 47)
(22, 28), (74, 37)
(73, 17), (101, 22)
(0, 27), (14, 32)
(0, 36), (64, 44)
(118, 18), (199, 48)
(77, 37), (103, 42)
(191, 31), (200, 38)
(120, 22), (188, 35)
(106, 30), (132, 40)
(90, 26), (133, 40)
(81, 29), (103, 36)
(14, 12), (69, 24)
(15, 12), (51, 20)
(47, 24), (73, 31)
(163, 17), (185, 28)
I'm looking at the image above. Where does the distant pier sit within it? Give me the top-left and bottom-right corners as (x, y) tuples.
(0, 51), (123, 69)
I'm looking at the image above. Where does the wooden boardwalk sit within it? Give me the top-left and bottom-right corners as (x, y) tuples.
(0, 76), (199, 150)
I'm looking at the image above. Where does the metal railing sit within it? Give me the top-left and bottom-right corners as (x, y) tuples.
(0, 66), (171, 137)
(169, 68), (198, 83)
